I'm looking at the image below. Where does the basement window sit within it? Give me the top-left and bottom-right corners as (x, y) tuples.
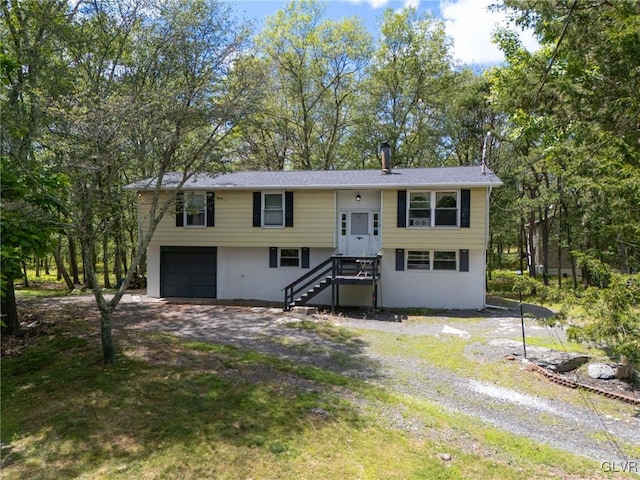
(407, 251), (430, 270)
(433, 251), (457, 270)
(280, 248), (300, 267)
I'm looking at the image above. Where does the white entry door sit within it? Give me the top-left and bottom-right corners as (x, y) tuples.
(338, 211), (381, 256)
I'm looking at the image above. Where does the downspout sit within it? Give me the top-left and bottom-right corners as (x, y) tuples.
(482, 132), (492, 309)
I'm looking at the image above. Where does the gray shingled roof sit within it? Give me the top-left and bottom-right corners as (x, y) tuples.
(126, 166), (502, 191)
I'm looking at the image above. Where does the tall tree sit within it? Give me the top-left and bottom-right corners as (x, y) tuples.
(351, 7), (456, 168)
(3, 0), (256, 363)
(490, 0), (640, 279)
(250, 0), (372, 170)
(1, 0), (77, 331)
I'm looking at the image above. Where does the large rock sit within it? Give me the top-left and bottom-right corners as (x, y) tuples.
(537, 352), (589, 373)
(588, 363), (616, 380)
(488, 339), (589, 372)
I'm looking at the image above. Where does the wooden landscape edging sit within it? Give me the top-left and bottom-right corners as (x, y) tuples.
(525, 363), (640, 406)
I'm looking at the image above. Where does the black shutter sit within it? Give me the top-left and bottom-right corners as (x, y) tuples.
(175, 192), (184, 227)
(253, 192), (261, 227)
(395, 248), (405, 271)
(269, 247), (278, 268)
(285, 191), (294, 227)
(460, 249), (469, 272)
(301, 247), (310, 268)
(206, 192), (215, 227)
(460, 189), (470, 228)
(397, 190), (407, 228)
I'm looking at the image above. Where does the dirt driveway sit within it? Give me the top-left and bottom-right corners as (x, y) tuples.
(19, 293), (640, 468)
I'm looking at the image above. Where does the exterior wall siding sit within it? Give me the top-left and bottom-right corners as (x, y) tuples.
(147, 245), (486, 309)
(378, 249), (485, 309)
(140, 190), (336, 248)
(217, 247), (336, 302)
(381, 187), (487, 250)
(142, 185), (491, 309)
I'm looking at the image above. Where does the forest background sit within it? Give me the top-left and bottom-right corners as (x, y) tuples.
(2, 0), (639, 364)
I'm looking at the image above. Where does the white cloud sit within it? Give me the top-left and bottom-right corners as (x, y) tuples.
(440, 0), (539, 65)
(344, 0), (391, 8)
(342, 0), (418, 11)
(402, 0), (420, 9)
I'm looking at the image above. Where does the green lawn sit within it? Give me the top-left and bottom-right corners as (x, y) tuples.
(1, 303), (633, 479)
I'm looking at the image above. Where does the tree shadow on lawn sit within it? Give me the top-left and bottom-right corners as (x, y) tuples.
(1, 305), (378, 479)
(114, 301), (380, 378)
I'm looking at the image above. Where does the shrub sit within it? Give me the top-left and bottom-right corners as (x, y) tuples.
(566, 273), (640, 364)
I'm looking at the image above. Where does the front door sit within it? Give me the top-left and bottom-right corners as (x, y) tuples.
(338, 211), (381, 256)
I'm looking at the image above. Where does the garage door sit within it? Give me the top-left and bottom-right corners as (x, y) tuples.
(160, 247), (217, 298)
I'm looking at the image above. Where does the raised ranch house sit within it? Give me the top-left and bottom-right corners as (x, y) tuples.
(128, 164), (502, 310)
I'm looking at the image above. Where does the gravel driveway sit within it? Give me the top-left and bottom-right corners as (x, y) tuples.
(23, 294), (640, 469)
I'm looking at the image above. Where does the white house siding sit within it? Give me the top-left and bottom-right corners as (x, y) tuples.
(378, 249), (486, 309)
(147, 245), (486, 308)
(216, 246), (336, 302)
(143, 186), (490, 308)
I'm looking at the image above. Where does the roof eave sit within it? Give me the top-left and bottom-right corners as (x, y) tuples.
(128, 181), (503, 191)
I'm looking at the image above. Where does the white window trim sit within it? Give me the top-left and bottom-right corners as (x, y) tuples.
(262, 191), (285, 228)
(183, 191), (207, 228)
(279, 247), (301, 268)
(406, 250), (458, 271)
(407, 190), (460, 229)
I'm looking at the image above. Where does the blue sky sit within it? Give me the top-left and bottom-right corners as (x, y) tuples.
(231, 0), (539, 66)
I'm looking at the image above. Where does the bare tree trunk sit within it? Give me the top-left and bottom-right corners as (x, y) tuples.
(83, 247), (116, 364)
(527, 210), (537, 278)
(539, 208), (550, 286)
(21, 261), (29, 287)
(557, 215), (563, 288)
(35, 256), (41, 277)
(1, 276), (19, 334)
(114, 215), (124, 285)
(519, 216), (525, 274)
(81, 243), (88, 287)
(100, 306), (116, 364)
(54, 241), (75, 291)
(487, 232), (494, 281)
(44, 255), (50, 275)
(69, 236), (80, 284)
(102, 231), (111, 289)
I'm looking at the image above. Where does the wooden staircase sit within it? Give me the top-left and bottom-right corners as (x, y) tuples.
(283, 255), (381, 311)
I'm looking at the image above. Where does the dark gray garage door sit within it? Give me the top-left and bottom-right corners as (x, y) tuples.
(160, 247), (217, 298)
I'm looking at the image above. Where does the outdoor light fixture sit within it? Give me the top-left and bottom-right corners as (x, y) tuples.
(356, 192), (361, 201)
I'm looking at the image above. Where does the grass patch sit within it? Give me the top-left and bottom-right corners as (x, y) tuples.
(358, 329), (639, 419)
(1, 305), (628, 479)
(284, 319), (363, 345)
(523, 336), (610, 359)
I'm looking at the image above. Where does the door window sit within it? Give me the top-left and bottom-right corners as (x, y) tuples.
(350, 212), (369, 235)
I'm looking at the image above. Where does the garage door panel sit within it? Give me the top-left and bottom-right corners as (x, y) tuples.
(160, 247), (216, 298)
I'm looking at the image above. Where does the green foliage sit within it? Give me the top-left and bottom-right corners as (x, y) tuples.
(566, 273), (640, 363)
(356, 7), (457, 168)
(250, 0), (372, 170)
(0, 157), (63, 288)
(489, 0), (640, 281)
